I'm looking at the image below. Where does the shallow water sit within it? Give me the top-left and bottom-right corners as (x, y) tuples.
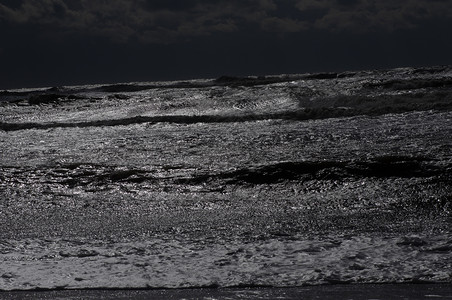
(1, 66), (451, 290)
(2, 284), (452, 300)
(1, 234), (452, 290)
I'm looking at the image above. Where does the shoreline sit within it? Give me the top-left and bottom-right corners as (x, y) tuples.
(1, 283), (452, 300)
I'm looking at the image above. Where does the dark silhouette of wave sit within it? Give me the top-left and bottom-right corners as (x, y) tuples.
(0, 87), (87, 104)
(365, 78), (452, 91)
(3, 157), (449, 188)
(411, 65), (452, 75)
(213, 75), (307, 87)
(300, 90), (452, 112)
(178, 156), (450, 185)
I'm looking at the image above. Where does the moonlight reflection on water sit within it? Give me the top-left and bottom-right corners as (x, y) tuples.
(0, 66), (451, 290)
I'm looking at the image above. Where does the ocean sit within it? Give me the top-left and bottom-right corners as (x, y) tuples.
(0, 66), (451, 291)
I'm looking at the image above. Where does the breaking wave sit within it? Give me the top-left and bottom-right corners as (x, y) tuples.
(1, 92), (452, 131)
(1, 65), (451, 131)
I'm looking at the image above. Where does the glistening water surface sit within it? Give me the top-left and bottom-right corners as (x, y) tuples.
(1, 66), (451, 290)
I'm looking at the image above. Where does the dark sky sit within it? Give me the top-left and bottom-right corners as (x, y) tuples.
(1, 0), (452, 89)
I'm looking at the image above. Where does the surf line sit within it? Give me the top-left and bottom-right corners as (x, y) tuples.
(0, 111), (324, 131)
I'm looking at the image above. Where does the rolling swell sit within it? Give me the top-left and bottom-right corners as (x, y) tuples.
(2, 65), (452, 133)
(2, 94), (452, 132)
(0, 113), (296, 131)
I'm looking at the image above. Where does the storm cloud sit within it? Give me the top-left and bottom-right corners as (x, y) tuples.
(295, 0), (452, 32)
(0, 0), (276, 43)
(1, 0), (451, 44)
(1, 0), (452, 89)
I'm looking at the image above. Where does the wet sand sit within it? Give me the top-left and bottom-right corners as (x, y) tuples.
(1, 284), (452, 300)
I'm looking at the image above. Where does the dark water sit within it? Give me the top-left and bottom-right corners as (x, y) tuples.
(0, 66), (451, 290)
(2, 284), (452, 300)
